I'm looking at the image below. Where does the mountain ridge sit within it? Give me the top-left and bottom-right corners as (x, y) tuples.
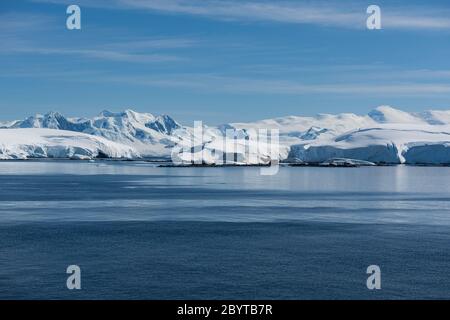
(1, 106), (450, 164)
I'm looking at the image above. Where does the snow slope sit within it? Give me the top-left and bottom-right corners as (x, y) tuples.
(0, 128), (137, 160)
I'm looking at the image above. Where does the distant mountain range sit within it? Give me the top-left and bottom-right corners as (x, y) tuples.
(0, 110), (182, 157)
(1, 106), (450, 165)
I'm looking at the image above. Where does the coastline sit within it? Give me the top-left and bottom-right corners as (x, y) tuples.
(0, 158), (449, 167)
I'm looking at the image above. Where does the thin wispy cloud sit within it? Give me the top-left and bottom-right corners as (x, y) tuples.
(85, 73), (450, 97)
(120, 0), (363, 28)
(4, 59), (450, 97)
(384, 13), (450, 30)
(0, 10), (196, 63)
(103, 38), (198, 50)
(32, 0), (450, 30)
(24, 47), (183, 63)
(0, 44), (186, 63)
(0, 34), (194, 63)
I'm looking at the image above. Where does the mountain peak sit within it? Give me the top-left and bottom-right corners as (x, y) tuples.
(123, 109), (139, 117)
(99, 110), (115, 117)
(44, 111), (63, 117)
(98, 110), (133, 118)
(368, 106), (423, 124)
(98, 109), (158, 124)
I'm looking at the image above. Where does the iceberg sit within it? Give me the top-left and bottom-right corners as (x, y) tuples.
(319, 158), (376, 167)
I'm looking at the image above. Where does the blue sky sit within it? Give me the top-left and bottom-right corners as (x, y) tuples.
(1, 0), (450, 124)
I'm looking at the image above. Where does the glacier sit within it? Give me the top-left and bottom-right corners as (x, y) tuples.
(288, 124), (450, 165)
(0, 105), (450, 165)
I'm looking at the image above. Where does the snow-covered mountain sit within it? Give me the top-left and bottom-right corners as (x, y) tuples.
(1, 106), (450, 164)
(232, 105), (450, 134)
(226, 106), (450, 165)
(1, 110), (181, 157)
(0, 128), (137, 160)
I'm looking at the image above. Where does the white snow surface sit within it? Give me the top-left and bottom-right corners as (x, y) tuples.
(0, 128), (137, 160)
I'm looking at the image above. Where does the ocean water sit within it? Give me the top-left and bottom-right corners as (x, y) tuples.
(0, 161), (449, 299)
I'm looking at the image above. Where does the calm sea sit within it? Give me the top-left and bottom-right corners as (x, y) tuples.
(0, 161), (449, 299)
